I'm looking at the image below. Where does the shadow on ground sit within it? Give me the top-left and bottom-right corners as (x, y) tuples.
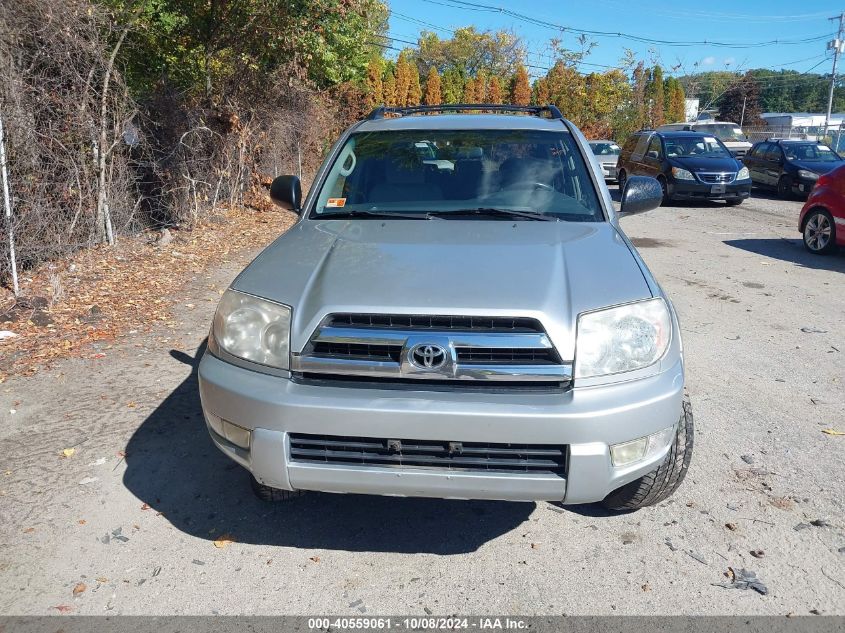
(122, 344), (536, 554)
(724, 237), (845, 273)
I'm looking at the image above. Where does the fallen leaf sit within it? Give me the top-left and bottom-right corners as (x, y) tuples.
(72, 582), (86, 596)
(141, 503), (150, 510)
(53, 605), (72, 613)
(822, 429), (845, 436)
(23, 527), (35, 533)
(725, 522), (738, 531)
(78, 519), (86, 525)
(61, 448), (76, 458)
(213, 533), (236, 549)
(126, 401), (136, 408)
(96, 576), (108, 583)
(309, 556), (320, 563)
(642, 583), (651, 591)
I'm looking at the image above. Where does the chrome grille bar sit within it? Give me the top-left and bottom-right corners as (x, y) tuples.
(295, 313), (570, 384)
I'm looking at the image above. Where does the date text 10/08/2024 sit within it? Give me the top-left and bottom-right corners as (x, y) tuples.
(307, 618), (529, 630)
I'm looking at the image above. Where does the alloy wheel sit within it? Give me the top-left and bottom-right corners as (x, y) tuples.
(804, 213), (831, 251)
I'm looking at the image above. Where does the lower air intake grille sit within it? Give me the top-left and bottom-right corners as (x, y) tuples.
(289, 434), (567, 475)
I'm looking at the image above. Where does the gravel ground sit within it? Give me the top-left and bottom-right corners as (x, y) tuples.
(0, 191), (843, 616)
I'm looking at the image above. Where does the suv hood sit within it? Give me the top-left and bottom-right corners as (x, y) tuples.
(670, 155), (741, 173)
(789, 160), (842, 175)
(233, 220), (653, 359)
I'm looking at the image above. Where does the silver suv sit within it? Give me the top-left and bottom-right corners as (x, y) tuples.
(199, 104), (693, 511)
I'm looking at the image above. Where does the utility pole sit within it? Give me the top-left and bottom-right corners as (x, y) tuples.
(824, 13), (845, 138)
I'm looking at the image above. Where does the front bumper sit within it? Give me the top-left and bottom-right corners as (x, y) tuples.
(198, 353), (685, 503)
(669, 178), (752, 201)
(599, 163), (618, 181)
(792, 177), (818, 197)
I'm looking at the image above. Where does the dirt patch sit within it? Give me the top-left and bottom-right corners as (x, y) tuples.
(631, 237), (673, 248)
(0, 206), (296, 381)
(743, 282), (765, 289)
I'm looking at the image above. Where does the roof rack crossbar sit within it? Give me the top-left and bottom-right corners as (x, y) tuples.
(366, 103), (563, 120)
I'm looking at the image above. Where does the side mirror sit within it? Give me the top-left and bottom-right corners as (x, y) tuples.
(269, 175), (302, 213)
(619, 176), (663, 216)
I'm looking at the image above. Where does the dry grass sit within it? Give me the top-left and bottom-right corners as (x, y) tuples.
(0, 204), (296, 381)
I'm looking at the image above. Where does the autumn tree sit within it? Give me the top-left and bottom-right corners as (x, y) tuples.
(463, 75), (480, 102)
(487, 75), (503, 104)
(383, 70), (397, 106)
(417, 27), (524, 79)
(646, 65), (665, 128)
(510, 64), (531, 105)
(424, 66), (442, 105)
(532, 77), (550, 105)
(395, 53), (412, 106)
(407, 61), (422, 105)
(365, 57), (383, 108)
(664, 77), (686, 123)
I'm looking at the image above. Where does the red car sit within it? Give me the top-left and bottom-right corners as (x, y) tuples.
(800, 162), (845, 254)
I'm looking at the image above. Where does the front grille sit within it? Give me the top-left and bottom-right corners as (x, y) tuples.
(294, 313), (572, 386)
(327, 313), (544, 333)
(289, 433), (567, 475)
(697, 172), (735, 184)
(456, 347), (560, 365)
(312, 341), (401, 362)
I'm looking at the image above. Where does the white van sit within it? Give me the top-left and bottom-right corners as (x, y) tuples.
(658, 121), (752, 157)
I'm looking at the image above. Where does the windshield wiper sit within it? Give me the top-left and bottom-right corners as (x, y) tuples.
(319, 210), (432, 220)
(427, 207), (558, 221)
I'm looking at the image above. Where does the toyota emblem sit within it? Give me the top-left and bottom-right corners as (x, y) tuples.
(410, 343), (448, 370)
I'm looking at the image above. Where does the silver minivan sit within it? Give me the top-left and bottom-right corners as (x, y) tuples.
(199, 104), (693, 511)
(658, 121), (752, 156)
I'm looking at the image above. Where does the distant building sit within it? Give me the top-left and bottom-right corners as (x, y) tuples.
(684, 98), (699, 122)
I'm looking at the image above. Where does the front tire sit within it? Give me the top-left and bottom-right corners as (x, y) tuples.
(658, 177), (672, 206)
(602, 396), (694, 511)
(777, 175), (793, 199)
(803, 208), (837, 255)
(250, 474), (305, 502)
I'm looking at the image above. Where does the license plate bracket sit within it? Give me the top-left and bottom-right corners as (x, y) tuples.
(711, 184), (726, 194)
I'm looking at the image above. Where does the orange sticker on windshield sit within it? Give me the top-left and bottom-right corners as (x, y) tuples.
(326, 198), (346, 208)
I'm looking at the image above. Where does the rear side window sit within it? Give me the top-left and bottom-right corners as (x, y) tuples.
(632, 134), (651, 158)
(621, 135), (640, 154)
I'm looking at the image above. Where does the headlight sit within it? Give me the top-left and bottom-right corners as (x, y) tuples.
(574, 298), (672, 379)
(798, 169), (819, 180)
(737, 166), (750, 180)
(671, 167), (695, 181)
(211, 289), (291, 369)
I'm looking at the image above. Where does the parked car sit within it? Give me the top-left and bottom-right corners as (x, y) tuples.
(199, 103), (693, 511)
(618, 130), (751, 205)
(588, 140), (621, 182)
(658, 121), (752, 157)
(742, 139), (845, 199)
(799, 162), (845, 254)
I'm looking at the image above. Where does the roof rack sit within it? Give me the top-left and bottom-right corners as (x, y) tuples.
(366, 103), (564, 120)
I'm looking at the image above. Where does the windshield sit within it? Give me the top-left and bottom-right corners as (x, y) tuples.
(313, 129), (603, 222)
(665, 136), (732, 159)
(697, 124), (746, 142)
(783, 143), (842, 162)
(589, 142), (621, 156)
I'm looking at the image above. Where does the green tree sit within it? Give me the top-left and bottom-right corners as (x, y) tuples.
(441, 67), (465, 103)
(417, 27), (524, 79)
(646, 65), (665, 128)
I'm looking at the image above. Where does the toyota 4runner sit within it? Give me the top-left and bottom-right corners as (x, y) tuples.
(199, 104), (693, 511)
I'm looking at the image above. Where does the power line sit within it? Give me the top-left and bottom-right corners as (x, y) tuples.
(420, 0), (835, 48)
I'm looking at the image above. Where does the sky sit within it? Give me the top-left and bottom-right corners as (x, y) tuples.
(386, 0), (845, 77)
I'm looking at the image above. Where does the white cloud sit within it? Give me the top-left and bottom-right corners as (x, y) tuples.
(701, 56), (716, 66)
